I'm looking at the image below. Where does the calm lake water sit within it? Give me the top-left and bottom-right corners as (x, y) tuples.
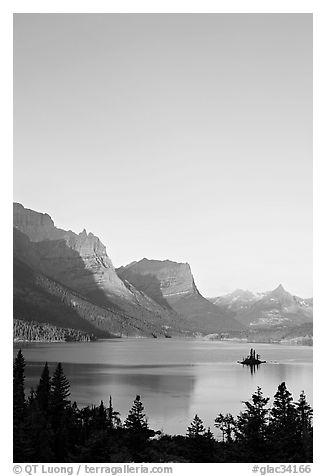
(14, 339), (313, 436)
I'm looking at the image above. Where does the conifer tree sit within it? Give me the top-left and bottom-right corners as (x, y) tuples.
(36, 362), (51, 414)
(93, 400), (108, 431)
(49, 363), (71, 461)
(235, 386), (270, 461)
(50, 362), (70, 415)
(187, 414), (206, 438)
(214, 413), (235, 443)
(13, 349), (26, 424)
(107, 395), (121, 430)
(295, 391), (313, 433)
(204, 427), (215, 441)
(268, 382), (298, 461)
(124, 395), (153, 462)
(270, 382), (296, 428)
(295, 391), (313, 461)
(124, 395), (148, 432)
(186, 416), (217, 462)
(13, 349), (26, 461)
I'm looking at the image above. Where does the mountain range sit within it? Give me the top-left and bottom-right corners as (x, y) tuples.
(208, 286), (313, 328)
(13, 203), (313, 342)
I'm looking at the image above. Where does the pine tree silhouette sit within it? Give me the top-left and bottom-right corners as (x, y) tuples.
(270, 382), (296, 427)
(49, 363), (71, 461)
(296, 391), (313, 433)
(50, 362), (70, 415)
(235, 386), (270, 461)
(13, 349), (26, 461)
(204, 427), (215, 441)
(107, 395), (121, 430)
(295, 391), (313, 461)
(36, 362), (51, 414)
(93, 400), (108, 431)
(124, 395), (153, 462)
(214, 413), (235, 443)
(124, 395), (148, 432)
(187, 414), (206, 438)
(268, 382), (298, 461)
(13, 349), (25, 424)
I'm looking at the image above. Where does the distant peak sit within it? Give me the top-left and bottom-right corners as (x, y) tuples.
(275, 284), (285, 292)
(269, 283), (291, 297)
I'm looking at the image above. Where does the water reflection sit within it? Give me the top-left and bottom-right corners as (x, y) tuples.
(24, 361), (196, 433)
(241, 363), (260, 375)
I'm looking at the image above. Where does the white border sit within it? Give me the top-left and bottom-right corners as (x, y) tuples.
(2, 1), (325, 473)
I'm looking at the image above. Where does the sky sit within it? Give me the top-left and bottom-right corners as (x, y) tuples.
(13, 13), (312, 298)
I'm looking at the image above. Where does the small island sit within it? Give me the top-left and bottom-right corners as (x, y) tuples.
(238, 348), (266, 366)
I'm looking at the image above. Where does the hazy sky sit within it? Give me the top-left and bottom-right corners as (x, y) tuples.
(13, 13), (312, 297)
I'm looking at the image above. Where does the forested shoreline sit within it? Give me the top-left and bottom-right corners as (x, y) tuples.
(13, 319), (96, 342)
(13, 350), (313, 463)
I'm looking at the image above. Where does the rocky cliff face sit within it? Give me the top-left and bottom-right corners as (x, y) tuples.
(13, 203), (189, 337)
(119, 258), (200, 301)
(13, 203), (66, 241)
(13, 203), (247, 336)
(13, 203), (131, 303)
(117, 259), (244, 333)
(13, 253), (178, 338)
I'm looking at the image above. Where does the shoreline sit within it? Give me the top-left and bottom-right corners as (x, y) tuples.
(13, 336), (313, 347)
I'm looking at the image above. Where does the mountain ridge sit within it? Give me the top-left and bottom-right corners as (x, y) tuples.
(117, 259), (243, 333)
(13, 204), (192, 337)
(208, 285), (313, 328)
(13, 202), (311, 340)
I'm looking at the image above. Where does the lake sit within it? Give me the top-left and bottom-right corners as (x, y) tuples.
(14, 339), (313, 436)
